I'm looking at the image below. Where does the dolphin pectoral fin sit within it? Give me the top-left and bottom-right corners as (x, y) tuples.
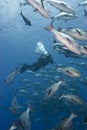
(33, 9), (38, 12)
(58, 27), (62, 31)
(60, 10), (63, 12)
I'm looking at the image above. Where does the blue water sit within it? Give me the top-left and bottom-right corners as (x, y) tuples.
(0, 0), (87, 129)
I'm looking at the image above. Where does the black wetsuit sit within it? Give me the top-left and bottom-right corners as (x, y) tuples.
(20, 54), (54, 73)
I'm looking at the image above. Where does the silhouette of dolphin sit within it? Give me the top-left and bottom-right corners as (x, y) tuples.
(20, 11), (32, 26)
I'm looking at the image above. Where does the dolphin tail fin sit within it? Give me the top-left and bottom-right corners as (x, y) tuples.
(84, 9), (87, 17)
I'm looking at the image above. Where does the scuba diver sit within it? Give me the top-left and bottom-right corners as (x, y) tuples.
(20, 53), (54, 73)
(20, 42), (55, 73)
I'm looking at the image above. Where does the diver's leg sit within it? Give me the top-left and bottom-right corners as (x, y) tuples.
(20, 62), (41, 73)
(20, 63), (30, 73)
(29, 63), (41, 72)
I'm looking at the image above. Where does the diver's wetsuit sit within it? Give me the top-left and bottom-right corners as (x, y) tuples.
(20, 54), (54, 73)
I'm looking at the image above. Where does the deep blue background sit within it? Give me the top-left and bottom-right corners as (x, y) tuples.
(0, 0), (87, 129)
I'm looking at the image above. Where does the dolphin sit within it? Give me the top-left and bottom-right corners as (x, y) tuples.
(20, 11), (31, 26)
(45, 25), (81, 55)
(27, 0), (51, 19)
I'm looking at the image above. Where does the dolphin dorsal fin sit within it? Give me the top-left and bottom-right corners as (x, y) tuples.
(41, 0), (44, 8)
(84, 9), (87, 16)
